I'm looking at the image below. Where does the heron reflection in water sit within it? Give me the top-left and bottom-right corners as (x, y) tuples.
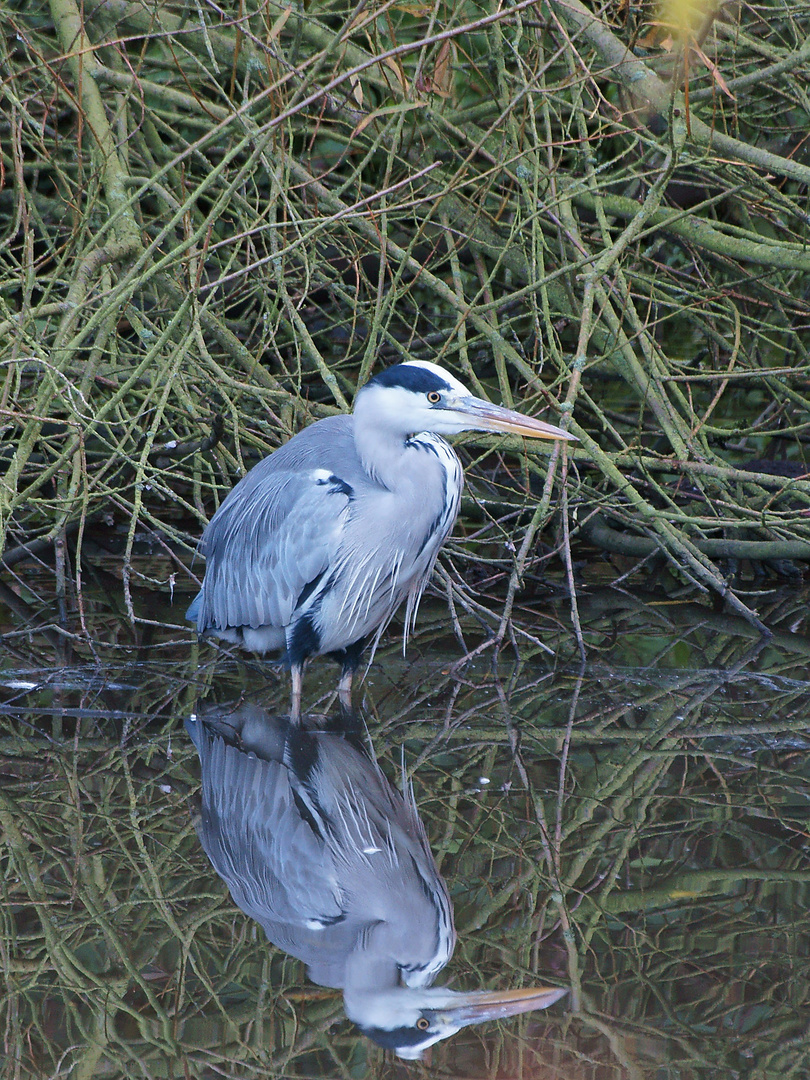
(186, 362), (575, 720)
(186, 704), (566, 1059)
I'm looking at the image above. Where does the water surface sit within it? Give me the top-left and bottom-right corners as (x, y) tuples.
(1, 554), (808, 1079)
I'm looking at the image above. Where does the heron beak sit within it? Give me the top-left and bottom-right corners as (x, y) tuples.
(453, 397), (577, 442)
(437, 985), (567, 1028)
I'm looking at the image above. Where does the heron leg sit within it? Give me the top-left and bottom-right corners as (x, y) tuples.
(290, 664), (303, 724)
(337, 665), (354, 715)
(333, 637), (366, 719)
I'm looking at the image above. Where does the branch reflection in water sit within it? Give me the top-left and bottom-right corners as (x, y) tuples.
(186, 703), (566, 1059)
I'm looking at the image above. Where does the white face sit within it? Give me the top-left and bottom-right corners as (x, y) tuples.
(354, 361), (575, 443)
(346, 987), (466, 1061)
(393, 1025), (461, 1060)
(354, 361), (477, 438)
(349, 983), (567, 1061)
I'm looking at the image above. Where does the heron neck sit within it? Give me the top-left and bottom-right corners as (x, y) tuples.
(343, 953), (403, 996)
(353, 417), (416, 491)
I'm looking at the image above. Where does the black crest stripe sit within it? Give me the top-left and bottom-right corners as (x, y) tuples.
(368, 364), (452, 395)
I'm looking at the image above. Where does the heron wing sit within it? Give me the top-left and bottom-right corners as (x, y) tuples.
(189, 715), (398, 989)
(189, 712), (455, 990)
(195, 458), (352, 634)
(189, 717), (346, 932)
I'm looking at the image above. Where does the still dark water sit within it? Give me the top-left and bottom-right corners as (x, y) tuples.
(1, 550), (808, 1079)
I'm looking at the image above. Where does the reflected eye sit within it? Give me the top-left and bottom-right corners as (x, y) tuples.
(427, 391), (441, 404)
(416, 1017), (430, 1030)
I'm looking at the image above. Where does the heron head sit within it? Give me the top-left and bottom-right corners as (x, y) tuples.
(355, 361), (576, 443)
(347, 983), (567, 1060)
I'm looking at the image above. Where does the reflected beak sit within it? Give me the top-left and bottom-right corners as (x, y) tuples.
(437, 985), (567, 1028)
(453, 397), (577, 442)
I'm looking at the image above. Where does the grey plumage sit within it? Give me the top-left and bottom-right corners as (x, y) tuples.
(187, 417), (458, 658)
(187, 704), (453, 992)
(187, 361), (574, 719)
(187, 704), (566, 1059)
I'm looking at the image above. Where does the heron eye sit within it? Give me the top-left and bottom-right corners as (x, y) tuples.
(427, 391), (441, 404)
(416, 1017), (430, 1030)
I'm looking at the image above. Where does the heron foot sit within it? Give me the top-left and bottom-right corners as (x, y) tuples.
(290, 664), (303, 724)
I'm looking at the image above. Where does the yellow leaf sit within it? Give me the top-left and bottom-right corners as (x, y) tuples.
(383, 54), (409, 93)
(692, 41), (736, 98)
(393, 3), (433, 13)
(349, 74), (364, 107)
(351, 101), (426, 138)
(657, 0), (717, 41)
(267, 6), (292, 43)
(432, 40), (454, 98)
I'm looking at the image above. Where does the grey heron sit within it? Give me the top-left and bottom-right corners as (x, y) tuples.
(186, 703), (566, 1059)
(186, 362), (575, 719)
